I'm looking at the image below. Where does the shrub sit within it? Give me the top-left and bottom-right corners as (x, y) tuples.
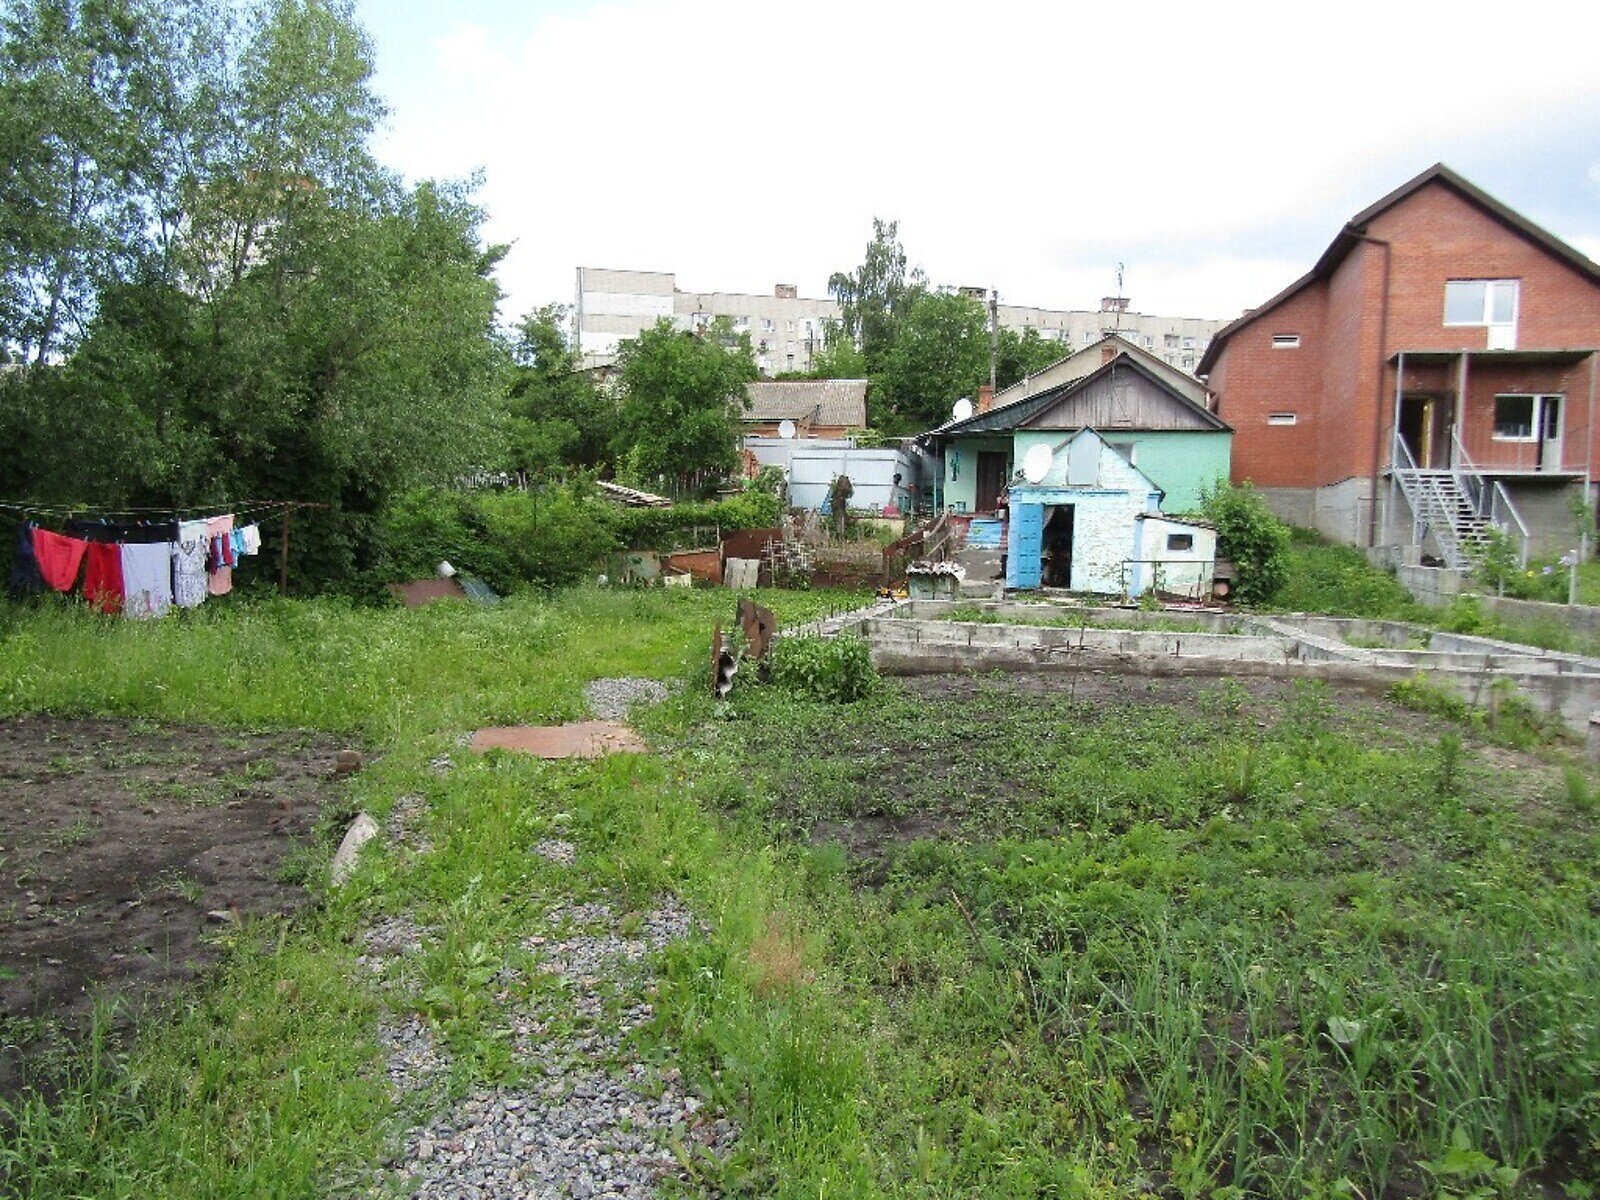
(770, 634), (877, 702)
(377, 484), (619, 593)
(1269, 536), (1421, 618)
(1201, 480), (1291, 605)
(611, 486), (783, 551)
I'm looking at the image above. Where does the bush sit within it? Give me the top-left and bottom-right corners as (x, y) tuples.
(611, 486), (783, 551)
(377, 485), (619, 593)
(769, 634), (877, 702)
(1201, 480), (1290, 606)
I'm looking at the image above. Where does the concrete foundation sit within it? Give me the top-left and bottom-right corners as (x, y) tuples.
(832, 599), (1600, 736)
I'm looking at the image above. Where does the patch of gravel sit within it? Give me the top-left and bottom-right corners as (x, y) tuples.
(533, 838), (576, 866)
(386, 792), (434, 853)
(584, 677), (673, 722)
(376, 1013), (450, 1098)
(391, 895), (733, 1198)
(357, 915), (435, 978)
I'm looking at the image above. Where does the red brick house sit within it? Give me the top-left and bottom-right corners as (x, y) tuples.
(1199, 164), (1600, 565)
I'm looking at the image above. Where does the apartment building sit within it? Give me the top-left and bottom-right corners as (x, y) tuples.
(575, 267), (1225, 377)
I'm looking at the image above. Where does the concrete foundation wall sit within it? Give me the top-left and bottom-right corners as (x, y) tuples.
(1313, 476), (1374, 545)
(1257, 486), (1317, 527)
(1499, 480), (1585, 560)
(850, 601), (1600, 735)
(1484, 595), (1600, 637)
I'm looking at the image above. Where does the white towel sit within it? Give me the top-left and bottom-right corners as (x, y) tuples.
(121, 542), (173, 619)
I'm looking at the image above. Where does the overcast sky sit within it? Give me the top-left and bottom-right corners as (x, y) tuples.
(351, 0), (1600, 326)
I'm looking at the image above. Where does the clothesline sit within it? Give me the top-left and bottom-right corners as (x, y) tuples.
(9, 500), (329, 610)
(0, 499), (318, 521)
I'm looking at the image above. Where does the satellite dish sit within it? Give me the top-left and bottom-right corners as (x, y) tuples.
(1021, 443), (1053, 485)
(951, 397), (974, 421)
(778, 419), (797, 439)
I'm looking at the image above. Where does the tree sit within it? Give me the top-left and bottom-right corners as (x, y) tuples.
(872, 289), (989, 434)
(0, 1), (510, 590)
(803, 320), (867, 379)
(827, 217), (924, 373)
(995, 325), (1066, 390)
(506, 304), (612, 478)
(613, 319), (757, 497)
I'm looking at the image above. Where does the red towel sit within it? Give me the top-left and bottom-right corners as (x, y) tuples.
(31, 528), (88, 592)
(83, 542), (124, 614)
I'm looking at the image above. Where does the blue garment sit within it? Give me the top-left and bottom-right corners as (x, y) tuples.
(8, 521), (44, 598)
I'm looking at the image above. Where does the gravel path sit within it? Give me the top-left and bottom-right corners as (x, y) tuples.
(583, 678), (672, 722)
(384, 895), (732, 1199)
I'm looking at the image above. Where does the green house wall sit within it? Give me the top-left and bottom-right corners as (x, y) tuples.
(1011, 429), (1230, 513)
(940, 435), (1012, 513)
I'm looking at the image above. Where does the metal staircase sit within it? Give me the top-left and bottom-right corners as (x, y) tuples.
(1391, 434), (1528, 571)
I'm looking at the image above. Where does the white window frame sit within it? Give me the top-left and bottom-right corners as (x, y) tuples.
(1444, 279), (1519, 348)
(1492, 393), (1559, 442)
(1267, 412), (1297, 426)
(1271, 334), (1301, 349)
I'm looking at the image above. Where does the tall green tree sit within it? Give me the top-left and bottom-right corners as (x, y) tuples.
(0, 0), (174, 361)
(827, 217), (924, 373)
(0, 0), (509, 590)
(872, 289), (989, 434)
(613, 319), (756, 497)
(506, 304), (612, 478)
(995, 325), (1066, 390)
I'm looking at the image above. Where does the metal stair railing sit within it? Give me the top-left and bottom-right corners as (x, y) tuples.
(1452, 431), (1530, 567)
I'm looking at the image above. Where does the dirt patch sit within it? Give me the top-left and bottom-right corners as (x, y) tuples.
(0, 716), (347, 1104)
(469, 722), (648, 759)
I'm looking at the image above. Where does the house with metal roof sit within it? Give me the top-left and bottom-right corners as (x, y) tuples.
(1199, 162), (1600, 565)
(740, 379), (869, 439)
(925, 338), (1232, 517)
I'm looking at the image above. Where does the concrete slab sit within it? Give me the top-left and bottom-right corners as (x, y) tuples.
(469, 722), (648, 759)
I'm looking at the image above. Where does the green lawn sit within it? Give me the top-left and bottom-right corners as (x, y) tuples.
(1, 587), (1596, 1199)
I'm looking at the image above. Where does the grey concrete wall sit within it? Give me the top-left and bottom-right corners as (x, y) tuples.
(1314, 476), (1375, 545)
(1499, 479), (1585, 560)
(1483, 595), (1600, 637)
(1257, 486), (1317, 528)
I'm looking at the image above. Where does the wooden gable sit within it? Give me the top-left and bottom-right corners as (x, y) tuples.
(1020, 358), (1224, 432)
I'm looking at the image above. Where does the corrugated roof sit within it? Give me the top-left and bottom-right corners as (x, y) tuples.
(930, 353), (1229, 437)
(744, 379), (868, 428)
(1197, 163), (1600, 376)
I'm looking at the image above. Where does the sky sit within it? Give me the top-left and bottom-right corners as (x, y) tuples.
(351, 0), (1600, 326)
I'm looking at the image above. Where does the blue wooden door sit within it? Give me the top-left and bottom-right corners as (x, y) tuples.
(1006, 502), (1043, 589)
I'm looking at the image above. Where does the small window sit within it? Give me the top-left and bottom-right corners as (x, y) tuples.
(1445, 280), (1518, 327)
(1267, 412), (1297, 426)
(1182, 336), (1195, 349)
(1166, 533), (1194, 552)
(1493, 394), (1559, 441)
(1164, 333), (1180, 347)
(1271, 334), (1301, 349)
(1181, 355), (1195, 369)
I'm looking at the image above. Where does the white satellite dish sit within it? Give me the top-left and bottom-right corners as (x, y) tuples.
(1021, 443), (1053, 485)
(951, 397), (974, 421)
(777, 419), (797, 439)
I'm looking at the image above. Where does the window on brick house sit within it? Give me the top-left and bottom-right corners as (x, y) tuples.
(1445, 280), (1518, 348)
(1268, 412), (1297, 426)
(1493, 393), (1560, 441)
(1271, 334), (1301, 349)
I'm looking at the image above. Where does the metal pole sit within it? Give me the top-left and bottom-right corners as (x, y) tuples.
(988, 289), (998, 393)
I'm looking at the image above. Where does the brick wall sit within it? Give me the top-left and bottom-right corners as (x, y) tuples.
(1216, 177), (1600, 498)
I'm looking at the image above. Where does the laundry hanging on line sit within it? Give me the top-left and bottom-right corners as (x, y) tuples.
(6, 513), (263, 617)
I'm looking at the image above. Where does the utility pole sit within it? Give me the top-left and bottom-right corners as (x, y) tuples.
(989, 287), (999, 392)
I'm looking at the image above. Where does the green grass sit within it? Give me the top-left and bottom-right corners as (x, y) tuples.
(3, 584), (1597, 1199)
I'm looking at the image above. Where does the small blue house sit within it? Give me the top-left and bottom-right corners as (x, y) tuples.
(1005, 429), (1218, 596)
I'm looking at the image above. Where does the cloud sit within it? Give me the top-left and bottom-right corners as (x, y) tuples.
(362, 0), (1600, 322)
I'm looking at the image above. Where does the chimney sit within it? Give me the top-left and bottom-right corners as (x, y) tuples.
(977, 384), (995, 414)
(774, 283), (797, 299)
(1101, 345), (1117, 365)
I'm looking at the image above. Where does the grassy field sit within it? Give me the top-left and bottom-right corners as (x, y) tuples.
(2, 587), (1598, 1198)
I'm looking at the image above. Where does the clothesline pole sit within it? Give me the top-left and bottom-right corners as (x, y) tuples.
(279, 505), (291, 596)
